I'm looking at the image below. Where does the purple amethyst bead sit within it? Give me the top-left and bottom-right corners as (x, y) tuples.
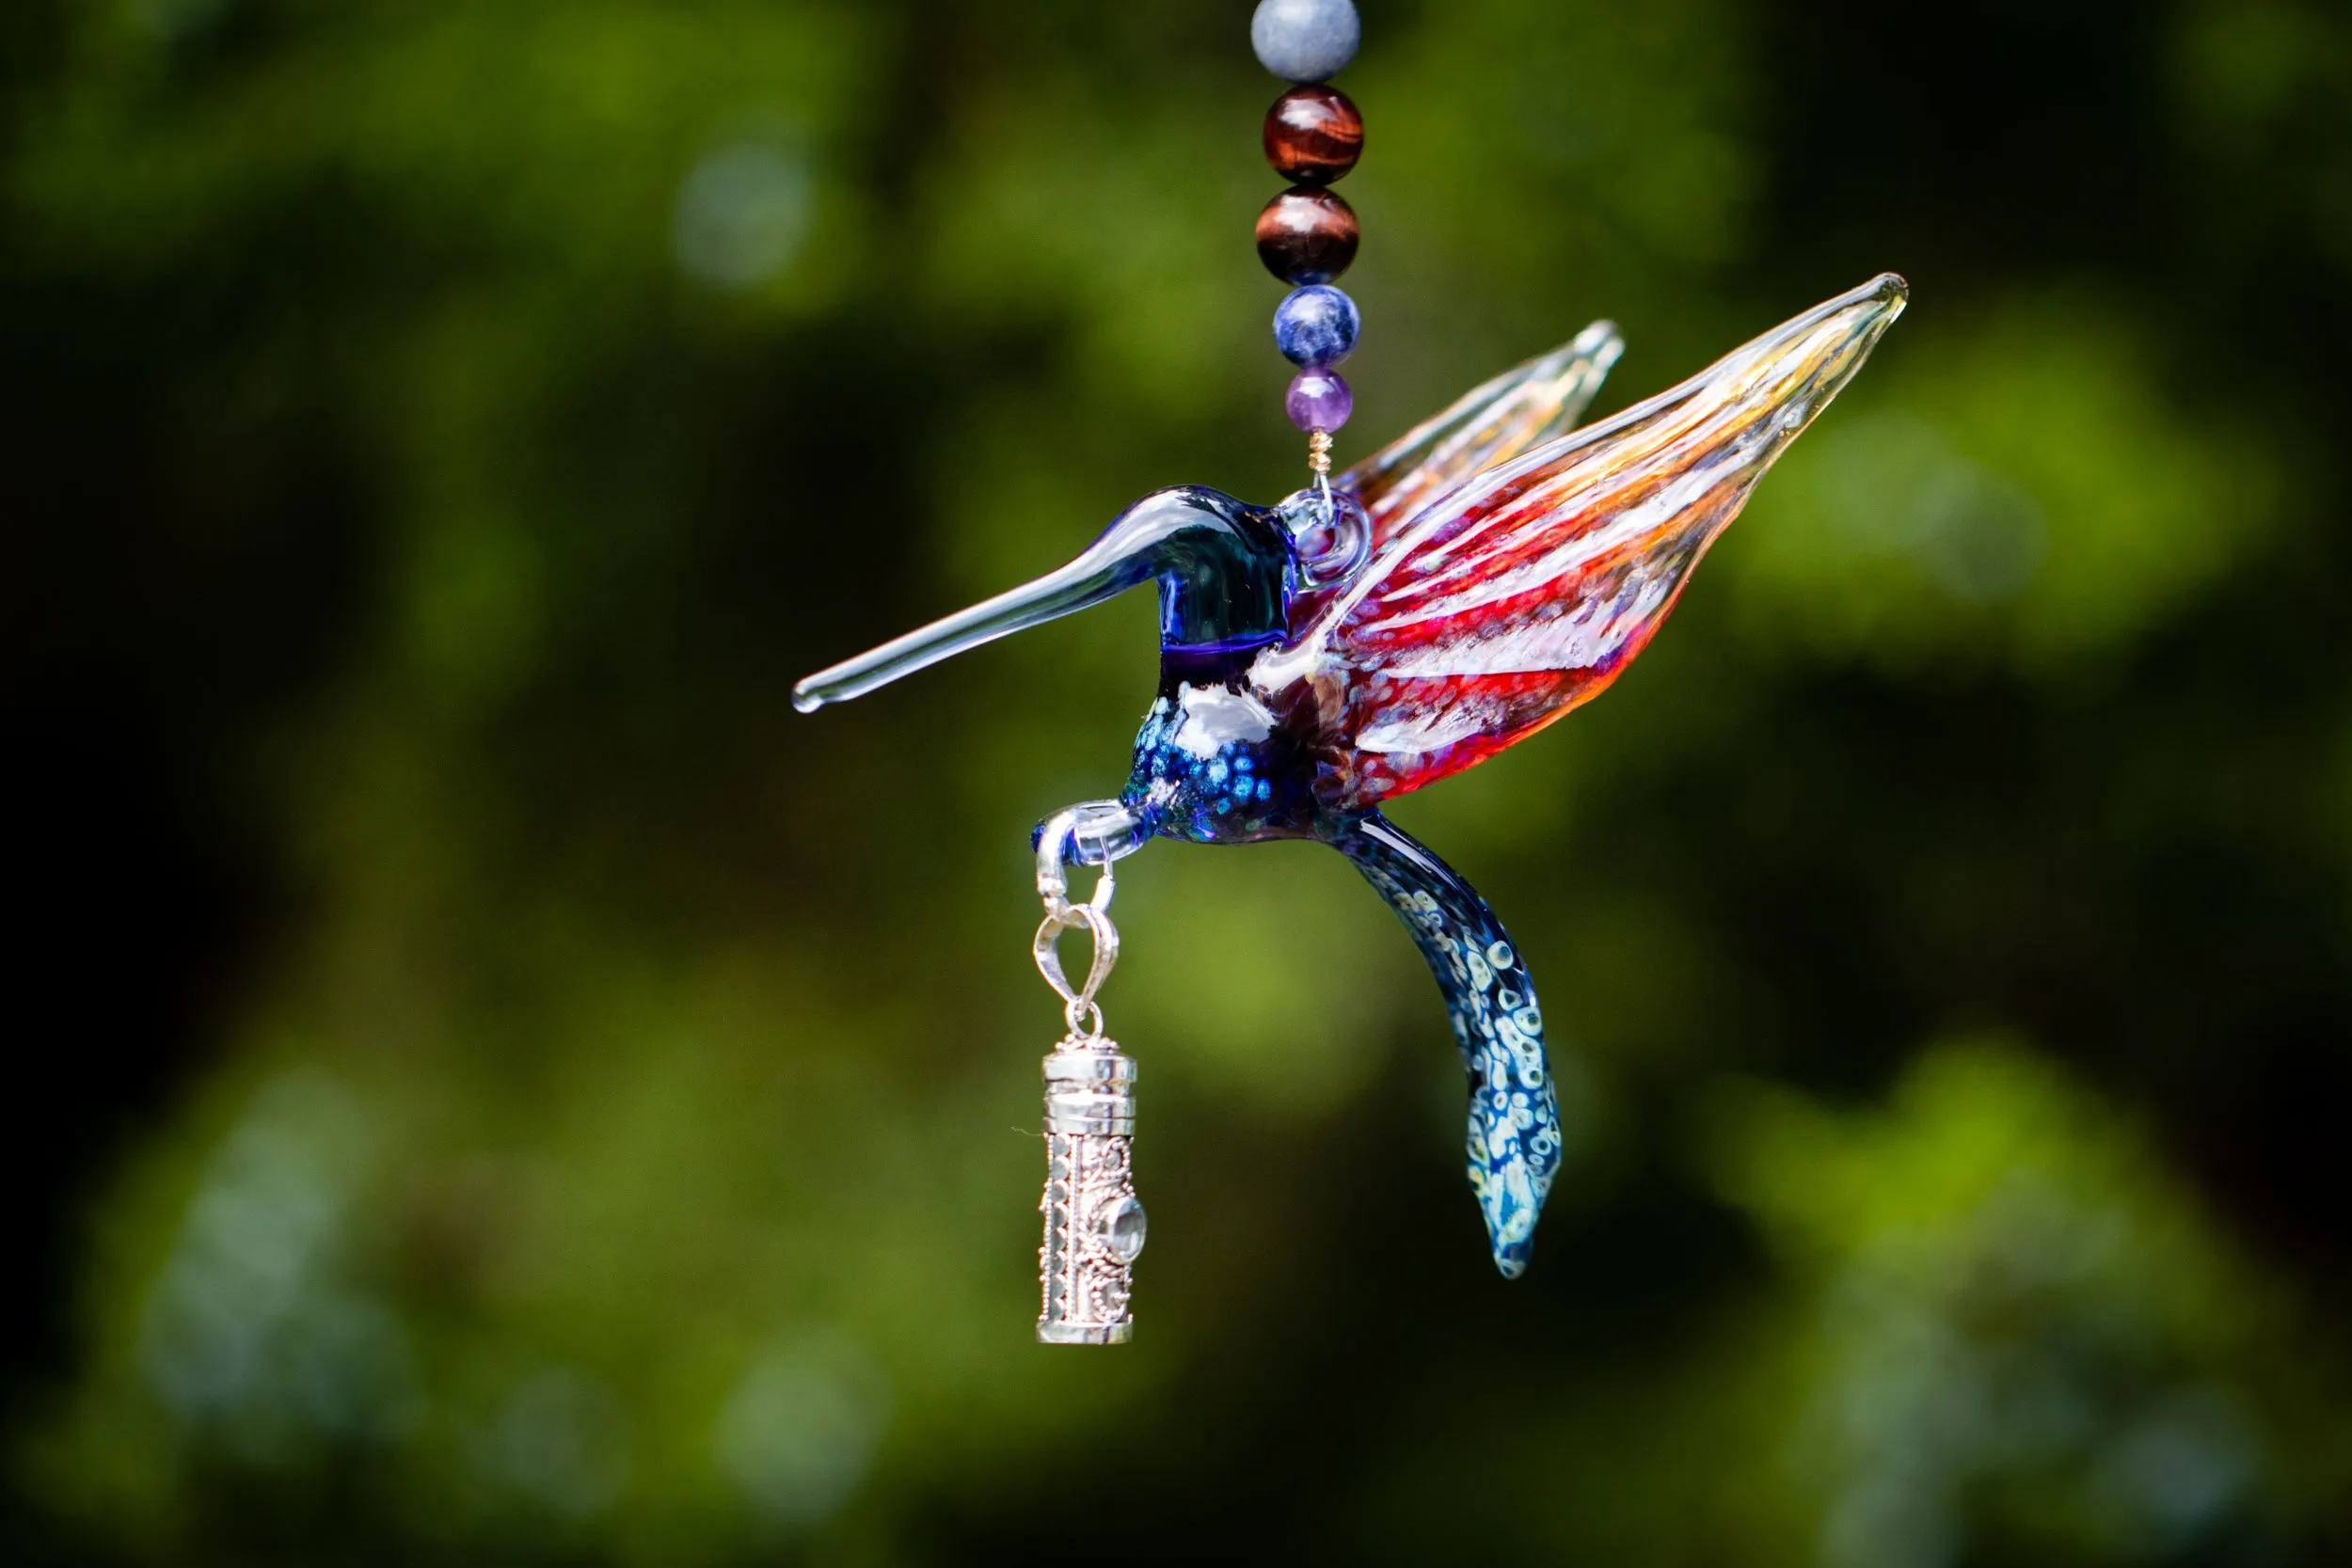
(1285, 368), (1352, 431)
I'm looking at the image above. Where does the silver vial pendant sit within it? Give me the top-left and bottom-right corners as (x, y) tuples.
(1037, 1038), (1145, 1345)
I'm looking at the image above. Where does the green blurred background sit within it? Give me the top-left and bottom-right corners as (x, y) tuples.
(7, 0), (2352, 1562)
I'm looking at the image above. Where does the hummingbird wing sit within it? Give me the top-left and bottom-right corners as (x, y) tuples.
(1333, 813), (1560, 1278)
(1285, 275), (1907, 803)
(1339, 322), (1625, 549)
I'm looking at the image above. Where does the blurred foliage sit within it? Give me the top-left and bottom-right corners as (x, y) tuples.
(6, 0), (2352, 1563)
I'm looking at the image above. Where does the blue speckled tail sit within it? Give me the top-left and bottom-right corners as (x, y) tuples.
(1333, 815), (1562, 1277)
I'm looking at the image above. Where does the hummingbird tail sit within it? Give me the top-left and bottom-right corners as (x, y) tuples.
(1331, 814), (1563, 1276)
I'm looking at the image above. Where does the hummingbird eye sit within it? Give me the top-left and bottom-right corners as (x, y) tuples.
(1277, 485), (1370, 589)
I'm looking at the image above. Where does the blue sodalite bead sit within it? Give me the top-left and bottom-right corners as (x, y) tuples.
(1273, 285), (1359, 367)
(1250, 0), (1360, 85)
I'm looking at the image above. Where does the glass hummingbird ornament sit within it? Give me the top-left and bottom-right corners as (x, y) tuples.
(796, 274), (1908, 1294)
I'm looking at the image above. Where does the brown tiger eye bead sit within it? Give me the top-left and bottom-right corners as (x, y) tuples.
(1263, 84), (1363, 185)
(1255, 186), (1359, 285)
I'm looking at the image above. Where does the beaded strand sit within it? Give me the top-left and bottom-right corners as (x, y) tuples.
(1251, 0), (1362, 483)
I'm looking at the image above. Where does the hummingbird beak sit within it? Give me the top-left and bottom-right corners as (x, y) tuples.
(792, 558), (1113, 712)
(791, 523), (1157, 712)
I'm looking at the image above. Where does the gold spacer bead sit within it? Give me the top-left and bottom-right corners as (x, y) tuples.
(1308, 428), (1333, 477)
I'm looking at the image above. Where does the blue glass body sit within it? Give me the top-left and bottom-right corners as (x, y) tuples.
(1110, 489), (1323, 845)
(1101, 485), (1562, 1275)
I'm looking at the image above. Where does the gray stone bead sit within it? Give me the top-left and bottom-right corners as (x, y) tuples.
(1250, 0), (1359, 84)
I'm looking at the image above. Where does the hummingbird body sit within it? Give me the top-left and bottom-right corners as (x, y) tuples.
(1127, 679), (1316, 846)
(796, 277), (1909, 1275)
(1083, 485), (1331, 846)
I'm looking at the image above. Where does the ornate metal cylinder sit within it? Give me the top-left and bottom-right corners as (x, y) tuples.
(1037, 1040), (1145, 1345)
